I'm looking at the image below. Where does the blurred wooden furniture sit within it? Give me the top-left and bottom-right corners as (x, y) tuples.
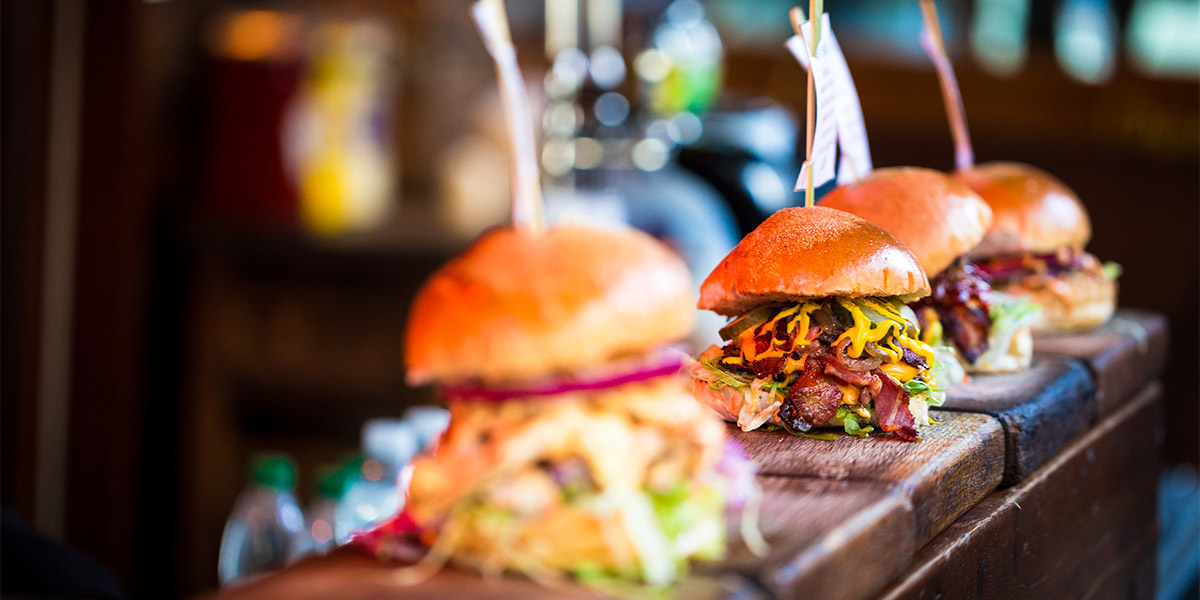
(197, 309), (1166, 599)
(176, 229), (452, 592)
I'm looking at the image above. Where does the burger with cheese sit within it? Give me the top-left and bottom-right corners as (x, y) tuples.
(688, 206), (945, 442)
(820, 167), (1040, 373)
(955, 162), (1119, 332)
(390, 224), (758, 586)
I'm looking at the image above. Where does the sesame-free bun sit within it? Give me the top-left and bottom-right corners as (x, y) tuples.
(698, 206), (930, 317)
(405, 225), (695, 384)
(956, 162), (1091, 259)
(819, 167), (993, 276)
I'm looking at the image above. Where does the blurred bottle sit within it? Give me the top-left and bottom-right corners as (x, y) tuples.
(335, 419), (419, 543)
(403, 405), (451, 452)
(218, 453), (307, 585)
(305, 456), (360, 554)
(637, 0), (723, 119)
(287, 17), (399, 237)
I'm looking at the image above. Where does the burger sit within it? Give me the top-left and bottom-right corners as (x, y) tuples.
(819, 167), (1040, 374)
(391, 224), (758, 586)
(687, 206), (945, 442)
(955, 162), (1119, 332)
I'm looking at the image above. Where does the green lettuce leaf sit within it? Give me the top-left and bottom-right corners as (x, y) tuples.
(1102, 261), (1123, 281)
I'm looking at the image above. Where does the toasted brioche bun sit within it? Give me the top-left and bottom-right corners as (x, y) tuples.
(999, 271), (1116, 333)
(956, 162), (1091, 259)
(405, 225), (695, 384)
(699, 206), (930, 317)
(819, 167), (993, 277)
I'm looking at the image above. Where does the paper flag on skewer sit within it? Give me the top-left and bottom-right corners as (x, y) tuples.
(787, 13), (873, 187)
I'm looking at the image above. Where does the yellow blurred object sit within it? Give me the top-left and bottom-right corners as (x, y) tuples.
(290, 19), (398, 237)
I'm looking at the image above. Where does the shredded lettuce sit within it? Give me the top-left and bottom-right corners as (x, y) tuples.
(991, 293), (1041, 333)
(698, 359), (751, 390)
(835, 406), (873, 437)
(1101, 261), (1123, 281)
(973, 293), (1041, 371)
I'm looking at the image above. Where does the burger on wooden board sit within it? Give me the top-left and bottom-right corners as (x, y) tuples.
(392, 224), (759, 585)
(955, 162), (1120, 333)
(820, 166), (1040, 374)
(687, 206), (950, 442)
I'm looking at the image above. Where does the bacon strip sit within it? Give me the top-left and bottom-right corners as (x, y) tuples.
(777, 352), (919, 441)
(912, 258), (994, 362)
(870, 370), (917, 441)
(778, 355), (842, 432)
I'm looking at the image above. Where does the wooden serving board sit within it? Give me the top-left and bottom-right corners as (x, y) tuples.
(1033, 308), (1168, 419)
(200, 476), (915, 600)
(942, 355), (1094, 486)
(727, 411), (1004, 547)
(876, 381), (1162, 600)
(715, 476), (915, 600)
(199, 548), (766, 600)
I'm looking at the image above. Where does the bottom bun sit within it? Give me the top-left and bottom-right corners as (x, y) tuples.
(1000, 271), (1117, 333)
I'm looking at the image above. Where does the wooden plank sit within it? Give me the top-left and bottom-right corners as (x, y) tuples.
(721, 476), (915, 600)
(201, 476), (914, 600)
(196, 547), (766, 600)
(1034, 309), (1169, 419)
(877, 381), (1162, 600)
(728, 411), (1004, 546)
(942, 355), (1095, 485)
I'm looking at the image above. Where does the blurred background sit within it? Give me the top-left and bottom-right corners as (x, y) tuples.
(2, 0), (1197, 597)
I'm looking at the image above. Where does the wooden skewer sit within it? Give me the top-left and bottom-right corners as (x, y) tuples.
(918, 0), (974, 171)
(472, 0), (545, 233)
(790, 1), (822, 207)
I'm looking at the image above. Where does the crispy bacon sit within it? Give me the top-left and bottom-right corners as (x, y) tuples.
(870, 371), (917, 441)
(912, 258), (994, 362)
(900, 346), (928, 370)
(777, 351), (918, 441)
(778, 355), (843, 432)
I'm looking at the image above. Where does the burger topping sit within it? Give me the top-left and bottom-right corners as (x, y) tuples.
(696, 298), (941, 441)
(911, 258), (994, 363)
(975, 248), (1120, 289)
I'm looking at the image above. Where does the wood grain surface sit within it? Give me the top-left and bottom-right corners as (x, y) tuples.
(197, 548), (766, 600)
(943, 354), (1095, 485)
(877, 381), (1162, 600)
(719, 476), (915, 600)
(728, 411), (1004, 547)
(1034, 309), (1169, 419)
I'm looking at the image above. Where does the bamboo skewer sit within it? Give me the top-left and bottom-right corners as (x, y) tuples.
(918, 0), (975, 171)
(472, 0), (546, 232)
(790, 1), (823, 207)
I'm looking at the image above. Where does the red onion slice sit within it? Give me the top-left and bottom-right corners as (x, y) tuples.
(440, 347), (687, 402)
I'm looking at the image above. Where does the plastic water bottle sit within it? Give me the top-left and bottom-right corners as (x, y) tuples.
(306, 457), (359, 554)
(335, 419), (419, 542)
(217, 453), (307, 585)
(404, 405), (450, 452)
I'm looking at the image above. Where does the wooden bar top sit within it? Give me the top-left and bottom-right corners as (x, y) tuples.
(728, 411), (1003, 546)
(942, 355), (1094, 485)
(1034, 309), (1169, 418)
(877, 381), (1162, 600)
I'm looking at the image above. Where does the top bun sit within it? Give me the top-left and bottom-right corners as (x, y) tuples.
(405, 225), (695, 385)
(699, 206), (930, 317)
(955, 162), (1091, 259)
(819, 167), (993, 276)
